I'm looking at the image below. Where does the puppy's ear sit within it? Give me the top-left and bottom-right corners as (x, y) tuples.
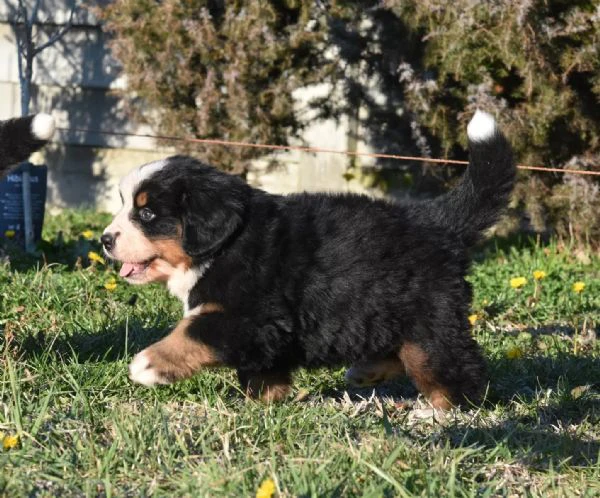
(180, 172), (248, 258)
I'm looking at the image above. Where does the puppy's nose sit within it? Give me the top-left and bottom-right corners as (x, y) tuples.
(101, 232), (117, 251)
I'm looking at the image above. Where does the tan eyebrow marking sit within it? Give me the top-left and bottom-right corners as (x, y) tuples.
(135, 191), (148, 207)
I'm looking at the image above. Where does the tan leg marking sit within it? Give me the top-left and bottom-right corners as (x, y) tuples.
(244, 372), (291, 402)
(129, 316), (221, 386)
(399, 343), (453, 410)
(345, 357), (406, 387)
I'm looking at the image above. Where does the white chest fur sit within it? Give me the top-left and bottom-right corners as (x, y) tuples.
(167, 262), (210, 315)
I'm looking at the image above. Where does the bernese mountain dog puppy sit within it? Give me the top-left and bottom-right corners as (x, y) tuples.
(0, 113), (55, 176)
(102, 110), (514, 409)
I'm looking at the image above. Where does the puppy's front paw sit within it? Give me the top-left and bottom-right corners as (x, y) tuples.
(128, 349), (171, 386)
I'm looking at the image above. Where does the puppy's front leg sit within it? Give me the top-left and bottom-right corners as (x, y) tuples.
(129, 312), (222, 386)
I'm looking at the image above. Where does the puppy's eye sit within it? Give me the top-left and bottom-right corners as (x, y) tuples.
(139, 207), (156, 222)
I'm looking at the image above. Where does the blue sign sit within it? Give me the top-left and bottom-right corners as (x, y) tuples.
(0, 162), (47, 245)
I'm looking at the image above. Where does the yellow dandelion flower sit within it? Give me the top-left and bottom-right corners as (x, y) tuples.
(510, 277), (527, 289)
(572, 281), (585, 293)
(4, 230), (16, 238)
(256, 478), (276, 498)
(468, 314), (478, 326)
(3, 434), (20, 450)
(81, 230), (94, 240)
(104, 278), (117, 291)
(88, 251), (105, 265)
(506, 346), (523, 360)
(533, 270), (546, 280)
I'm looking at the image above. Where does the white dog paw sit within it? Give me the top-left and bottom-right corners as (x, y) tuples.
(128, 350), (169, 386)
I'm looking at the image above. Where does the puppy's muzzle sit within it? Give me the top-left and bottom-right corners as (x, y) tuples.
(101, 232), (119, 252)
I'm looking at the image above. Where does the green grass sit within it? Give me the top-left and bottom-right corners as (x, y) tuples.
(1, 210), (599, 497)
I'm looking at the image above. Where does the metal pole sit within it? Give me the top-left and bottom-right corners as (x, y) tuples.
(21, 48), (35, 253)
(21, 165), (34, 252)
(17, 1), (38, 254)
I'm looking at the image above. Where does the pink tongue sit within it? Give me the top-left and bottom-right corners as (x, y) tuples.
(119, 262), (145, 277)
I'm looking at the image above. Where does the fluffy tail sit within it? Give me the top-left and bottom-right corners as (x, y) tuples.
(427, 110), (516, 247)
(0, 113), (55, 177)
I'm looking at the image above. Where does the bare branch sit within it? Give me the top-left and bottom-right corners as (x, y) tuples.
(10, 0), (28, 29)
(16, 0), (27, 20)
(32, 3), (76, 56)
(10, 0), (28, 79)
(29, 0), (42, 26)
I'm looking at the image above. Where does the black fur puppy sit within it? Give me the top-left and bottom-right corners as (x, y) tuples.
(0, 113), (55, 176)
(102, 110), (514, 408)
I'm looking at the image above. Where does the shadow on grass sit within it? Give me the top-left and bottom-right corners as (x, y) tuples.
(487, 323), (599, 412)
(309, 351), (600, 469)
(442, 406), (600, 469)
(15, 316), (169, 364)
(466, 351), (598, 468)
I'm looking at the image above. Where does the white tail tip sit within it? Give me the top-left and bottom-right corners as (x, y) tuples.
(31, 113), (56, 140)
(467, 110), (496, 142)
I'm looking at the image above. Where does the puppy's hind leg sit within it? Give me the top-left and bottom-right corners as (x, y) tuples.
(399, 332), (486, 410)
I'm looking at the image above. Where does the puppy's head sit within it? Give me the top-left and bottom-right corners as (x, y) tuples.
(102, 156), (248, 284)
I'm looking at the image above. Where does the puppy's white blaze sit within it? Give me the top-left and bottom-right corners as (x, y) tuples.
(119, 159), (169, 206)
(31, 113), (55, 140)
(467, 110), (496, 142)
(129, 351), (164, 386)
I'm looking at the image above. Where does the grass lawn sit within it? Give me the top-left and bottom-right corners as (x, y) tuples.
(1, 210), (599, 497)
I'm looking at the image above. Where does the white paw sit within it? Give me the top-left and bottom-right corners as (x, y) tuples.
(128, 350), (168, 386)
